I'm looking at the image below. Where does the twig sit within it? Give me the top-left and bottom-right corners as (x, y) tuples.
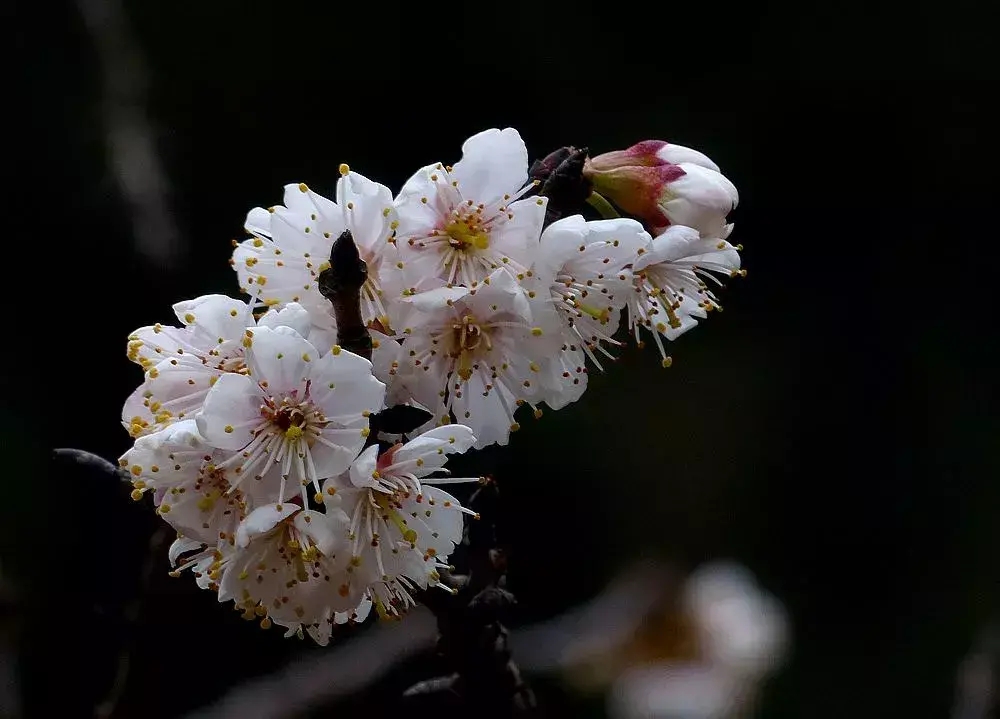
(94, 526), (170, 719)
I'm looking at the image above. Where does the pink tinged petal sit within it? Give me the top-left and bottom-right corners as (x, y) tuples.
(244, 326), (315, 396)
(587, 141), (669, 171)
(256, 302), (312, 338)
(488, 196), (547, 267)
(349, 444), (380, 489)
(451, 128), (529, 202)
(587, 164), (686, 227)
(655, 143), (721, 172)
(336, 171), (395, 252)
(196, 373), (264, 450)
(236, 503), (299, 547)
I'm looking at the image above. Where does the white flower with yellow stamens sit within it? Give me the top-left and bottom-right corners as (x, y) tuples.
(627, 224), (743, 364)
(233, 169), (405, 341)
(526, 215), (652, 409)
(398, 268), (557, 448)
(217, 501), (362, 643)
(122, 295), (311, 438)
(393, 128), (547, 290)
(194, 326), (386, 504)
(121, 419), (246, 545)
(328, 424), (479, 617)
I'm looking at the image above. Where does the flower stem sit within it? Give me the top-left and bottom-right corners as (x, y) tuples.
(585, 191), (620, 219)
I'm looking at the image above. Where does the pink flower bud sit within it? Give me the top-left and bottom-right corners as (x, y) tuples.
(584, 141), (738, 235)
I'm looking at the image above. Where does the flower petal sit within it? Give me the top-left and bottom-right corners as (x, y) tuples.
(348, 444), (380, 489)
(244, 326), (316, 396)
(387, 424), (476, 475)
(196, 373), (263, 450)
(256, 302), (313, 338)
(236, 503), (299, 547)
(451, 128), (528, 202)
(172, 294), (252, 347)
(336, 171), (395, 252)
(308, 349), (386, 422)
(487, 195), (547, 269)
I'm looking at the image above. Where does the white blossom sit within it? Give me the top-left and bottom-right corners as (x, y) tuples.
(217, 501), (367, 644)
(394, 128), (547, 290)
(195, 326), (386, 504)
(526, 215), (652, 409)
(121, 419), (246, 544)
(327, 424), (479, 617)
(233, 170), (405, 342)
(122, 295), (311, 438)
(627, 225), (742, 364)
(398, 268), (557, 448)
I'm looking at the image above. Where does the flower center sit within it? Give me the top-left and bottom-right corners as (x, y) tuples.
(450, 314), (492, 380)
(372, 491), (418, 543)
(274, 406), (307, 439)
(444, 213), (490, 252)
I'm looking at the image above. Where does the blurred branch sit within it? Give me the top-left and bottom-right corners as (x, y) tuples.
(181, 561), (681, 719)
(95, 526), (169, 719)
(184, 608), (439, 719)
(952, 621), (1000, 719)
(76, 0), (183, 268)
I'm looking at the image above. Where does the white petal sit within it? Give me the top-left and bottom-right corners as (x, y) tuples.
(308, 349), (386, 422)
(655, 143), (721, 172)
(121, 385), (156, 436)
(256, 302), (312, 337)
(394, 163), (449, 237)
(172, 294), (252, 346)
(244, 326), (316, 396)
(168, 536), (204, 566)
(294, 508), (347, 557)
(282, 183), (340, 223)
(534, 214), (589, 277)
(349, 444), (380, 489)
(196, 373), (263, 450)
(389, 424), (476, 475)
(488, 196), (547, 268)
(451, 128), (528, 202)
(402, 285), (471, 314)
(236, 503), (299, 547)
(245, 206), (273, 236)
(337, 171), (395, 252)
(464, 268), (531, 322)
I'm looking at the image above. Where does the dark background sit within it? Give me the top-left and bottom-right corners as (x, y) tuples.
(10, 0), (994, 717)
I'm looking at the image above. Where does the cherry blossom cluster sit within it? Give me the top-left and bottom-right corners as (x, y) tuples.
(119, 128), (741, 643)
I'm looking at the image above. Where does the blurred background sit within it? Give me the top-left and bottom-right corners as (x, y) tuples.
(9, 0), (995, 716)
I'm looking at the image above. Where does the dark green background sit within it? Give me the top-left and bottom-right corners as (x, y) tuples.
(12, 0), (994, 716)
